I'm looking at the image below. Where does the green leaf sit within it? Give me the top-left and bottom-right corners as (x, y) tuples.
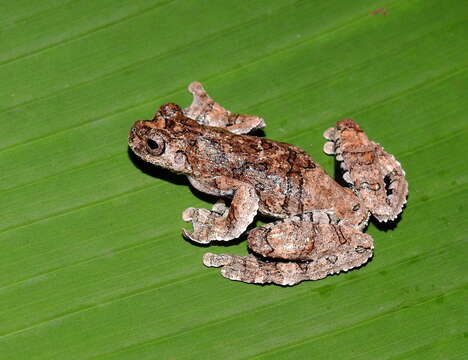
(1, 0), (466, 358)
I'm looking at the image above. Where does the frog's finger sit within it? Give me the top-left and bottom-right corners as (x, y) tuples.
(181, 207), (196, 222)
(323, 141), (335, 155)
(203, 253), (232, 267)
(182, 228), (211, 244)
(323, 127), (336, 140)
(182, 229), (194, 240)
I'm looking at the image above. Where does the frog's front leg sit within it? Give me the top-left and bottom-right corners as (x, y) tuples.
(183, 82), (265, 134)
(182, 177), (259, 244)
(204, 218), (374, 285)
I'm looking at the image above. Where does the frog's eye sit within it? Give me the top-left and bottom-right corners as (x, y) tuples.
(146, 135), (165, 156)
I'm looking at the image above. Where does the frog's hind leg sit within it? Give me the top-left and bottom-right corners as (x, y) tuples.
(204, 217), (374, 286)
(183, 82), (265, 134)
(182, 177), (259, 244)
(323, 119), (408, 223)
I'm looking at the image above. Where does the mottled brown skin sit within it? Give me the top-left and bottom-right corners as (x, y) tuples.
(128, 82), (408, 286)
(248, 220), (373, 261)
(204, 217), (374, 286)
(129, 104), (367, 228)
(184, 82), (265, 134)
(324, 119), (408, 222)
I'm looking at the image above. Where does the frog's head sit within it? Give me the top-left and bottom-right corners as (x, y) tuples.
(128, 103), (193, 174)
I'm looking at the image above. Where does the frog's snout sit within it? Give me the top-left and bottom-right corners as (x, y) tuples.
(128, 120), (152, 154)
(129, 120), (153, 139)
(132, 120), (147, 130)
(129, 121), (141, 140)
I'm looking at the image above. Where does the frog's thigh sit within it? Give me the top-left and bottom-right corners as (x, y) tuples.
(248, 219), (374, 263)
(183, 82), (265, 134)
(182, 178), (259, 244)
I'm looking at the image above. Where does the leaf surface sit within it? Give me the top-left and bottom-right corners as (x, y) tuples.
(0, 0), (466, 359)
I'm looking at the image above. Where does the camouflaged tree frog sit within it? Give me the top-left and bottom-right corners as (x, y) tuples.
(128, 82), (408, 285)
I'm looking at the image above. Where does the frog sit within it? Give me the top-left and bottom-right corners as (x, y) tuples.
(128, 82), (408, 286)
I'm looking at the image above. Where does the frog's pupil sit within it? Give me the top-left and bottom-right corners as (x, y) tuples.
(147, 139), (159, 150)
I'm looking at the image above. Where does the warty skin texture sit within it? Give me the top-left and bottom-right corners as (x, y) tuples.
(129, 104), (367, 228)
(128, 83), (408, 285)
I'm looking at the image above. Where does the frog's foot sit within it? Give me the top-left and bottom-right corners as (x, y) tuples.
(323, 119), (408, 222)
(184, 82), (265, 134)
(203, 253), (307, 285)
(182, 200), (228, 242)
(203, 238), (372, 286)
(182, 183), (259, 244)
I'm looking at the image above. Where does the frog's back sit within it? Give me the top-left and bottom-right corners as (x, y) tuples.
(185, 124), (335, 217)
